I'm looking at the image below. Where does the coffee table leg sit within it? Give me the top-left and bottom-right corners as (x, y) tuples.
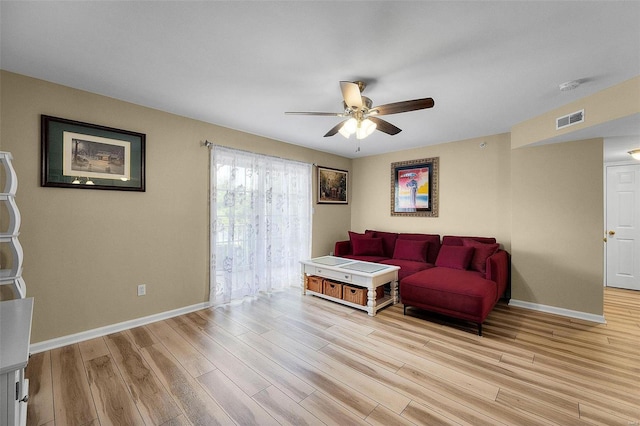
(367, 288), (377, 316)
(391, 279), (399, 304)
(301, 266), (307, 295)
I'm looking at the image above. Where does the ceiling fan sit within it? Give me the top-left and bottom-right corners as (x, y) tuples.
(285, 81), (435, 140)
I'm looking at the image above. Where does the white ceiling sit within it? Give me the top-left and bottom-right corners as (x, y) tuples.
(1, 1), (639, 159)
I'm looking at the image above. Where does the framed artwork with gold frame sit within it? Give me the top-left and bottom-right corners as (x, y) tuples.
(391, 157), (438, 217)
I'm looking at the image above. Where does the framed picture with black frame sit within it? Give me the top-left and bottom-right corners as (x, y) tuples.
(317, 166), (348, 204)
(41, 115), (145, 191)
(390, 157), (439, 217)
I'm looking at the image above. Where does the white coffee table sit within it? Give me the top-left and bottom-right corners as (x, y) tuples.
(300, 256), (399, 316)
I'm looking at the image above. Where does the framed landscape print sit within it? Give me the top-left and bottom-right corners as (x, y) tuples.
(41, 115), (145, 191)
(318, 166), (348, 204)
(391, 157), (439, 217)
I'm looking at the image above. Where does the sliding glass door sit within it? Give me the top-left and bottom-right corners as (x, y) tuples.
(210, 146), (311, 304)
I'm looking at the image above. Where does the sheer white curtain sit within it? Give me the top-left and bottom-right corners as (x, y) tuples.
(210, 146), (312, 305)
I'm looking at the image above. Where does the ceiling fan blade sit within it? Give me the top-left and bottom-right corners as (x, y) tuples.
(371, 98), (435, 116)
(285, 111), (343, 116)
(369, 117), (402, 135)
(324, 119), (349, 137)
(340, 81), (363, 109)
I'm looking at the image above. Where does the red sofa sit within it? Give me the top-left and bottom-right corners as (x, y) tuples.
(334, 230), (441, 281)
(334, 231), (510, 335)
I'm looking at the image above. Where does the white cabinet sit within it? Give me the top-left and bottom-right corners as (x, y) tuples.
(0, 152), (25, 299)
(0, 297), (33, 426)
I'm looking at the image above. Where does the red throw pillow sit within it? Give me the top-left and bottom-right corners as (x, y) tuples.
(368, 230), (398, 257)
(435, 245), (474, 270)
(351, 237), (385, 256)
(349, 230), (374, 241)
(392, 239), (429, 263)
(462, 239), (499, 273)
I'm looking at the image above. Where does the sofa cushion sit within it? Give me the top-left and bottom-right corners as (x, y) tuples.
(397, 233), (441, 264)
(435, 245), (474, 270)
(380, 258), (434, 281)
(400, 267), (497, 322)
(343, 254), (389, 263)
(393, 239), (429, 263)
(366, 230), (398, 258)
(442, 235), (496, 246)
(351, 237), (385, 256)
(462, 239), (499, 274)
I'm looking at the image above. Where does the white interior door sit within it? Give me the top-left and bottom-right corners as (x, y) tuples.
(606, 164), (640, 290)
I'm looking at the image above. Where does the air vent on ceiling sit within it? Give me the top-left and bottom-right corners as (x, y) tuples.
(556, 109), (584, 130)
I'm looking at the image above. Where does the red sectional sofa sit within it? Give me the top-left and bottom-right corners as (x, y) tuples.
(334, 230), (510, 335)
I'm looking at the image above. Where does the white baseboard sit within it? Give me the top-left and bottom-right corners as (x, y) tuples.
(508, 299), (606, 324)
(30, 302), (211, 354)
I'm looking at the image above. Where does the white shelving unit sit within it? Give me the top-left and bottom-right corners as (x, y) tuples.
(0, 152), (25, 299)
(0, 152), (30, 426)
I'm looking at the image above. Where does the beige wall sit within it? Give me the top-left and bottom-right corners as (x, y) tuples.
(0, 71), (351, 343)
(510, 138), (604, 314)
(350, 133), (512, 250)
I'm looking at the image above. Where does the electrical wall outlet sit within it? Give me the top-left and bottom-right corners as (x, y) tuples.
(137, 284), (146, 296)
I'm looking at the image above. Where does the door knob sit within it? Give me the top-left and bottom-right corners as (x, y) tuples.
(608, 230), (616, 236)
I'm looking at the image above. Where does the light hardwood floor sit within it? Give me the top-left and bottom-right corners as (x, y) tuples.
(25, 287), (639, 426)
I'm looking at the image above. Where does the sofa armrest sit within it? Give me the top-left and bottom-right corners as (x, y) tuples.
(486, 250), (510, 300)
(334, 240), (352, 256)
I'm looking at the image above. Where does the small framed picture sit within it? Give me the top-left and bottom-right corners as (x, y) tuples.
(41, 115), (145, 191)
(391, 157), (439, 217)
(317, 166), (348, 204)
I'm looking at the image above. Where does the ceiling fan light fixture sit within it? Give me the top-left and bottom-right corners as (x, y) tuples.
(356, 118), (377, 140)
(629, 149), (640, 160)
(339, 118), (357, 138)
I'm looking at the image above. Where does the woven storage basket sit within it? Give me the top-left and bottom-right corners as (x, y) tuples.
(342, 285), (367, 305)
(307, 275), (323, 293)
(323, 280), (343, 299)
